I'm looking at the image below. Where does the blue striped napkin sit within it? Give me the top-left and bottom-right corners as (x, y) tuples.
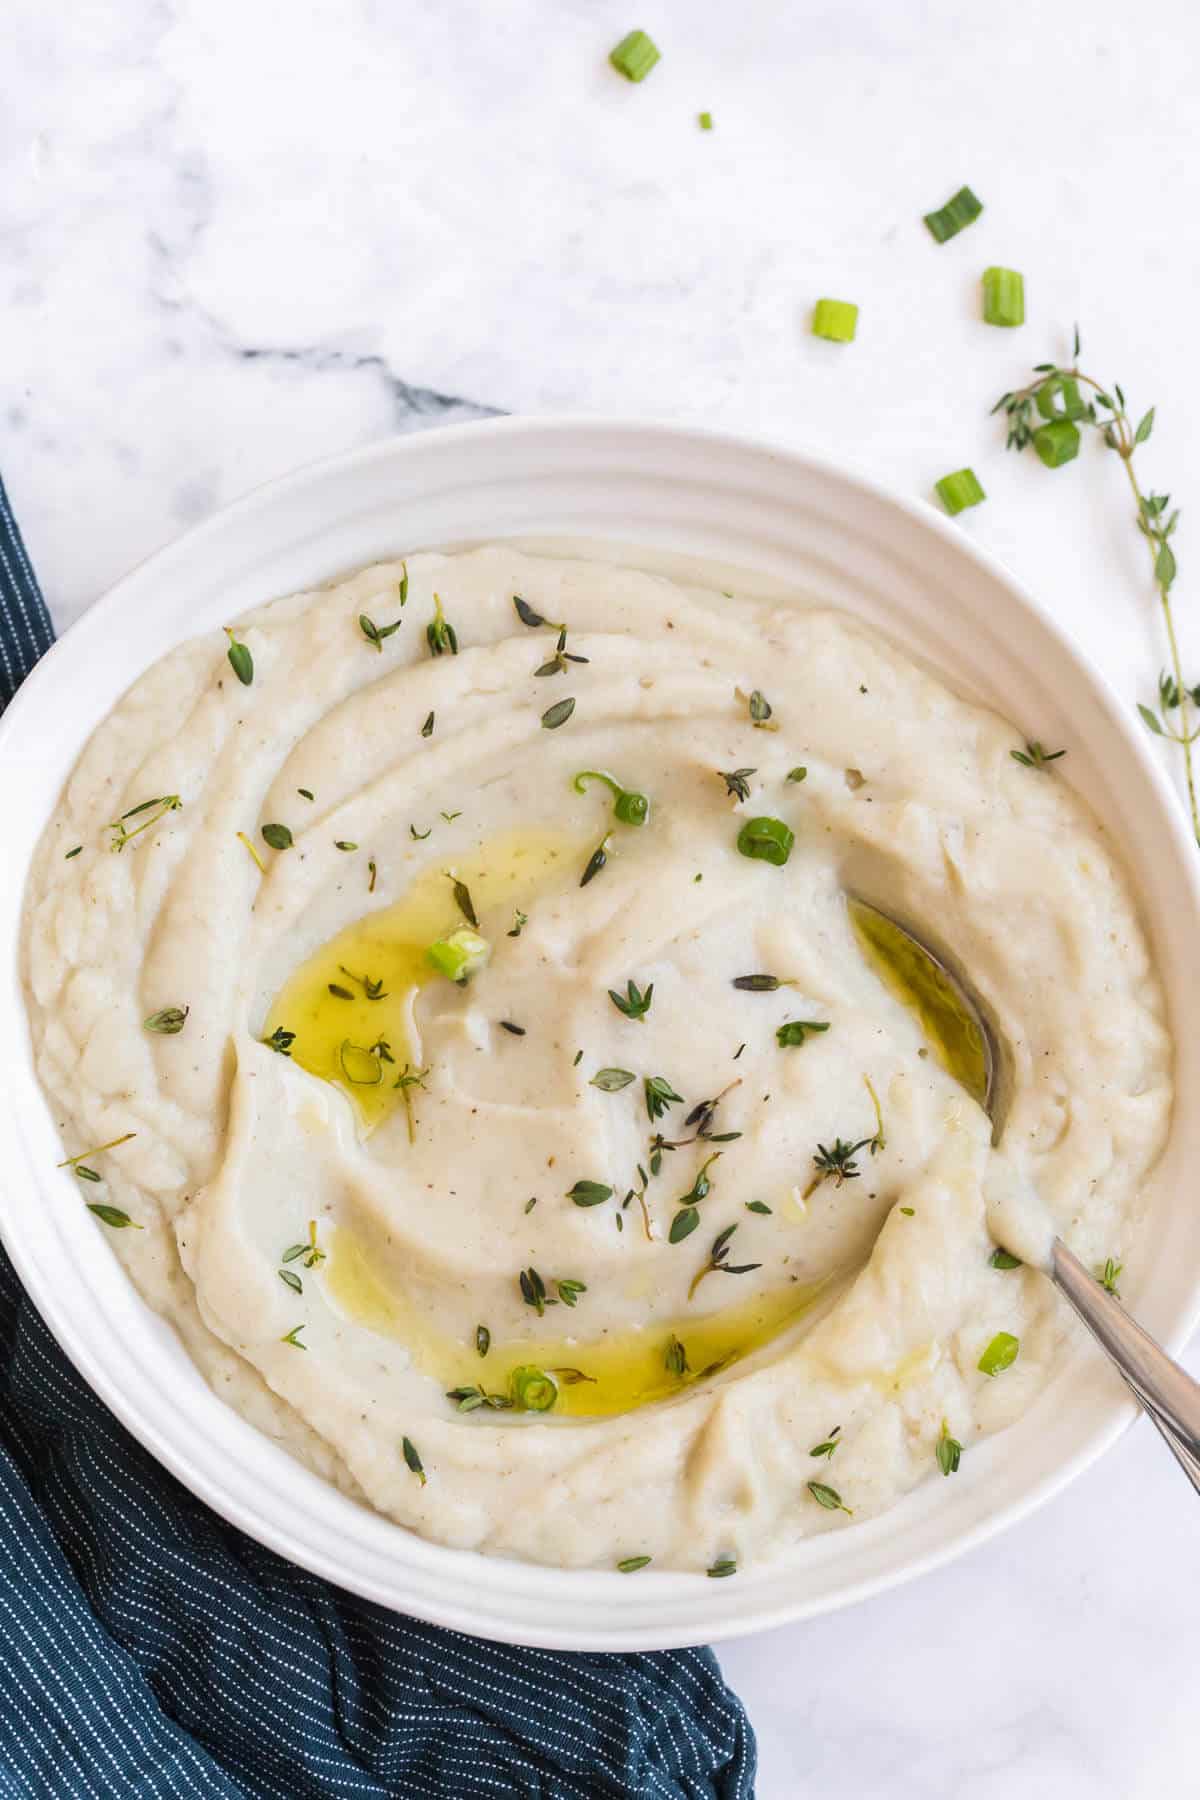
(0, 472), (757, 1799)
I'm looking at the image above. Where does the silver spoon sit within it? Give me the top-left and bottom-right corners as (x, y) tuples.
(857, 902), (1200, 1489)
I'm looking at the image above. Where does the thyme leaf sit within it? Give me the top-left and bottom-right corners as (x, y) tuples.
(446, 873), (478, 928)
(402, 1435), (427, 1484)
(426, 594), (458, 656)
(224, 627), (254, 685)
(144, 1006), (189, 1035)
(718, 768), (756, 803)
(263, 1027), (296, 1055)
(359, 612), (402, 650)
(608, 978), (653, 1022)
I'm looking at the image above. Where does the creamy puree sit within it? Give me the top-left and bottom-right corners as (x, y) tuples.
(22, 545), (1171, 1572)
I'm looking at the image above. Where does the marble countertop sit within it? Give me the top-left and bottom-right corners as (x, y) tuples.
(5, 0), (1198, 1791)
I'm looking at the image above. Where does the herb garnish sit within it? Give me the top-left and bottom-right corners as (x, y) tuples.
(936, 1420), (963, 1476)
(787, 767), (807, 783)
(665, 1334), (690, 1378)
(535, 626), (590, 678)
(644, 1075), (684, 1123)
(731, 974), (795, 992)
(263, 1027), (295, 1055)
(567, 1180), (613, 1208)
(282, 1221), (325, 1270)
(746, 689), (776, 730)
(328, 983), (354, 1000)
(993, 330), (1197, 838)
(475, 1324), (490, 1358)
(541, 696), (576, 729)
(776, 1019), (830, 1048)
(736, 816), (794, 865)
(368, 859), (377, 893)
(144, 1006), (189, 1035)
(688, 1221), (761, 1299)
(519, 1267), (548, 1314)
(508, 909), (527, 937)
(989, 1247), (1022, 1270)
(1011, 740), (1067, 771)
(807, 1481), (852, 1515)
(421, 711), (435, 738)
(499, 1020), (526, 1036)
(556, 1279), (587, 1308)
(426, 594), (458, 656)
(108, 795), (182, 852)
(572, 770), (650, 827)
(1097, 1256), (1123, 1297)
(590, 1067), (635, 1091)
(809, 1426), (841, 1461)
(393, 1063), (429, 1143)
(608, 978), (653, 1022)
(806, 1135), (874, 1195)
(278, 1269), (303, 1295)
(402, 1436), (427, 1484)
(427, 928), (490, 984)
(513, 596), (555, 630)
(668, 1152), (722, 1244)
(87, 1203), (140, 1229)
(237, 831), (266, 873)
(57, 1133), (137, 1184)
(718, 768), (756, 802)
(280, 1326), (307, 1349)
(338, 964), (387, 1000)
(65, 845), (83, 859)
(746, 1200), (771, 1215)
(445, 872), (478, 928)
(511, 1367), (558, 1411)
(977, 1331), (1020, 1376)
(410, 824), (432, 840)
(224, 627), (254, 685)
(707, 1557), (738, 1578)
(339, 1040), (385, 1085)
(580, 834), (612, 887)
(359, 611), (402, 650)
(446, 1383), (513, 1413)
(617, 1555), (652, 1574)
(334, 840), (357, 852)
(298, 788), (314, 801)
(681, 1080), (742, 1143)
(261, 823), (293, 851)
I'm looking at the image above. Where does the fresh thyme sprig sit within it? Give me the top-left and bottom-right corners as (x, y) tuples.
(608, 978), (653, 1022)
(426, 594), (458, 656)
(687, 1221), (761, 1299)
(993, 329), (1198, 841)
(107, 795), (182, 852)
(718, 768), (756, 802)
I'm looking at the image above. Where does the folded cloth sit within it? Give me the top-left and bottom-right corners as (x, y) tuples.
(0, 471), (757, 1799)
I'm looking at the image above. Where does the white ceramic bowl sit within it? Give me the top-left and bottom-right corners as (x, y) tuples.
(2, 419), (1198, 1651)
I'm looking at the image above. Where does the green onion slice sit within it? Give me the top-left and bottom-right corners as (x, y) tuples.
(609, 29), (660, 82)
(923, 185), (983, 243)
(812, 299), (858, 343)
(934, 469), (986, 516)
(982, 267), (1025, 328)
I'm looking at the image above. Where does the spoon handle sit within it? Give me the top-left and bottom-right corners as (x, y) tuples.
(1052, 1237), (1200, 1462)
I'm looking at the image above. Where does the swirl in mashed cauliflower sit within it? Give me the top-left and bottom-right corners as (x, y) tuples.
(22, 544), (1170, 1571)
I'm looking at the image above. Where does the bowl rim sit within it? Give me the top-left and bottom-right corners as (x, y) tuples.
(3, 413), (1198, 1651)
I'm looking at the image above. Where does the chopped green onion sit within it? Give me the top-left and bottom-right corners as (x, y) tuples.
(698, 111), (713, 130)
(934, 468), (986, 516)
(978, 1331), (1020, 1376)
(735, 816), (794, 866)
(511, 1366), (558, 1412)
(982, 267), (1025, 328)
(572, 769), (649, 826)
(1033, 419), (1081, 469)
(338, 1039), (385, 1085)
(1036, 375), (1085, 421)
(426, 927), (491, 984)
(812, 299), (858, 343)
(609, 29), (660, 82)
(923, 185), (983, 244)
